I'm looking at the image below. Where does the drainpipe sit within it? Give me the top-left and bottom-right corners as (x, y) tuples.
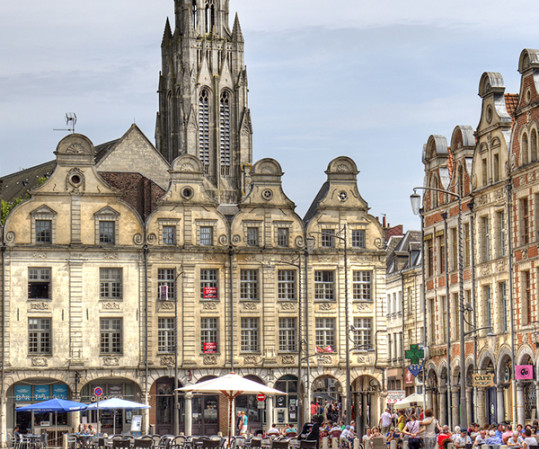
(143, 244), (149, 409)
(506, 183), (517, 426)
(400, 274), (406, 392)
(468, 200), (478, 421)
(441, 212), (452, 429)
(229, 246), (234, 372)
(1, 225), (5, 446)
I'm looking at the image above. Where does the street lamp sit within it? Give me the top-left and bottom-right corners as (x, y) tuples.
(174, 270), (184, 435)
(308, 226), (350, 423)
(411, 187), (467, 427)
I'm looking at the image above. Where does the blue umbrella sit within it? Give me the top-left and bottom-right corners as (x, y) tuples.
(17, 398), (88, 442)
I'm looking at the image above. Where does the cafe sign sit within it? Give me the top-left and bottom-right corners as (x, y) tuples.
(473, 373), (494, 388)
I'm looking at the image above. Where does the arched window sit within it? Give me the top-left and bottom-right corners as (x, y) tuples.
(198, 88), (210, 173)
(457, 165), (464, 197)
(220, 91), (231, 176)
(531, 129), (538, 162)
(431, 176), (439, 209)
(522, 132), (529, 165)
(192, 0), (197, 28)
(205, 3), (214, 33)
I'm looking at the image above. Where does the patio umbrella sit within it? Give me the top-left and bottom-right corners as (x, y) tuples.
(393, 392), (425, 410)
(86, 398), (150, 434)
(177, 373), (286, 445)
(17, 398), (88, 442)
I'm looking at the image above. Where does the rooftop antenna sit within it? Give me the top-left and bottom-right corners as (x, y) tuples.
(53, 113), (77, 133)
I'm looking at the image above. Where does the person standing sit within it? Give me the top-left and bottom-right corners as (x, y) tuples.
(239, 411), (248, 436)
(420, 409), (441, 449)
(402, 414), (423, 449)
(380, 408), (393, 435)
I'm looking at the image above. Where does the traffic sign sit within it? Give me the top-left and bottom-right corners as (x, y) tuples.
(256, 393), (266, 402)
(94, 387), (103, 397)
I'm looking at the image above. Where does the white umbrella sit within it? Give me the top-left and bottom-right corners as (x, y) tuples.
(86, 398), (150, 434)
(393, 392), (425, 410)
(177, 373), (285, 444)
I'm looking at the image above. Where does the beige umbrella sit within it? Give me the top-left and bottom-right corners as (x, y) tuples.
(177, 373), (286, 445)
(393, 392), (425, 410)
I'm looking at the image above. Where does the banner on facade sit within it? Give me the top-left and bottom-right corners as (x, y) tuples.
(203, 287), (217, 299)
(316, 345), (334, 353)
(472, 373), (495, 388)
(203, 342), (217, 354)
(405, 370), (415, 385)
(34, 385), (51, 401)
(14, 385), (32, 402)
(386, 390), (406, 404)
(516, 365), (534, 380)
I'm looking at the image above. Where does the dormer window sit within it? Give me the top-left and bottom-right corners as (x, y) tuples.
(94, 207), (119, 246)
(31, 205), (56, 245)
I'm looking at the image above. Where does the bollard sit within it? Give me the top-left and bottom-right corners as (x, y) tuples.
(353, 438), (360, 449)
(332, 437), (339, 449)
(62, 433), (68, 449)
(447, 444), (456, 449)
(402, 440), (409, 449)
(390, 440), (397, 449)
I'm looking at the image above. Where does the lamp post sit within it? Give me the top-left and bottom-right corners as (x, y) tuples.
(411, 187), (467, 427)
(174, 270), (184, 435)
(308, 226), (350, 423)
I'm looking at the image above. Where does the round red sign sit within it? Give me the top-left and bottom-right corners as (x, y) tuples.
(256, 393), (265, 402)
(94, 387), (103, 397)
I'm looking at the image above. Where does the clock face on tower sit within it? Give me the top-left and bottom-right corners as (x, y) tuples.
(338, 191), (348, 202)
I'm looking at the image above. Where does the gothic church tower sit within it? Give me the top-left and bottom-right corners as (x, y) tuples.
(156, 0), (253, 204)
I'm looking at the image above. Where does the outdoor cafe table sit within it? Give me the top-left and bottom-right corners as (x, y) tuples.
(73, 433), (94, 449)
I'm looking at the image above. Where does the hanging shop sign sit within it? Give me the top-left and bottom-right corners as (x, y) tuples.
(408, 364), (423, 378)
(472, 373), (495, 388)
(386, 391), (406, 404)
(14, 386), (32, 402)
(516, 365), (534, 380)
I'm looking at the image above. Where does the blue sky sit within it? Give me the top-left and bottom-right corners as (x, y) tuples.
(0, 0), (536, 230)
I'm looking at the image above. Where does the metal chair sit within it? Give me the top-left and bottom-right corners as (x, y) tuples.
(112, 440), (131, 449)
(134, 440), (153, 449)
(299, 441), (317, 449)
(250, 440), (262, 449)
(271, 442), (290, 449)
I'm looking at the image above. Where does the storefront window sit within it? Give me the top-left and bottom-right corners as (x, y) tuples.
(274, 375), (298, 424)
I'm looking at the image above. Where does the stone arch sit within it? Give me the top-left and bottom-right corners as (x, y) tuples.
(518, 49), (539, 74)
(479, 349), (496, 372)
(496, 347), (513, 384)
(326, 156), (359, 176)
(450, 358), (461, 387)
(5, 372), (72, 393)
(252, 158), (283, 176)
(478, 72), (505, 98)
(517, 345), (535, 365)
(424, 135), (449, 163)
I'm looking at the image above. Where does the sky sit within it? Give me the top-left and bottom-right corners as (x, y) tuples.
(0, 0), (537, 231)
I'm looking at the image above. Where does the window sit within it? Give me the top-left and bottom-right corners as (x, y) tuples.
(314, 271), (335, 300)
(241, 318), (259, 353)
(200, 226), (214, 246)
(457, 165), (465, 196)
(277, 228), (289, 247)
(493, 154), (500, 182)
(522, 133), (529, 165)
(438, 236), (445, 273)
(522, 271), (531, 325)
(158, 318), (176, 353)
(100, 268), (122, 300)
(353, 318), (373, 350)
(278, 270), (296, 300)
(199, 88), (210, 173)
(429, 298), (436, 344)
(28, 268), (51, 300)
(158, 269), (176, 301)
(353, 271), (372, 301)
(321, 229), (335, 248)
(482, 158), (488, 185)
(499, 282), (508, 333)
(464, 223), (471, 267)
(240, 269), (259, 300)
(427, 239), (434, 277)
(351, 230), (366, 249)
(532, 130), (538, 162)
(315, 318), (335, 351)
(450, 228), (458, 271)
(200, 269), (218, 300)
(520, 198), (529, 246)
(220, 91), (231, 176)
(440, 296), (447, 343)
(279, 318), (297, 352)
(99, 221), (115, 245)
(36, 220), (52, 244)
(162, 226), (176, 246)
(247, 227), (259, 247)
(28, 318), (51, 354)
(497, 211), (506, 257)
(100, 318), (122, 354)
(482, 217), (491, 262)
(201, 318), (218, 353)
(535, 193), (539, 242)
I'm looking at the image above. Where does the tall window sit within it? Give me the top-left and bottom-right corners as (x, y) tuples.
(427, 239), (434, 277)
(499, 282), (508, 333)
(279, 318), (297, 353)
(353, 271), (372, 301)
(482, 216), (491, 262)
(205, 4), (215, 33)
(240, 318), (259, 353)
(532, 130), (538, 162)
(482, 158), (488, 186)
(321, 229), (335, 248)
(36, 220), (52, 244)
(158, 318), (176, 353)
(162, 225), (176, 246)
(220, 91), (231, 176)
(535, 193), (539, 242)
(240, 269), (259, 300)
(314, 271), (335, 300)
(493, 154), (500, 182)
(522, 133), (529, 165)
(429, 299), (436, 344)
(158, 269), (176, 301)
(100, 268), (122, 300)
(315, 318), (336, 351)
(351, 230), (366, 249)
(28, 268), (51, 300)
(99, 221), (115, 244)
(450, 228), (458, 271)
(278, 270), (296, 300)
(201, 318), (218, 353)
(200, 226), (214, 246)
(438, 236), (445, 273)
(484, 285), (492, 330)
(100, 318), (122, 354)
(353, 317), (373, 350)
(464, 223), (471, 267)
(520, 198), (530, 245)
(28, 318), (51, 354)
(198, 89), (210, 173)
(440, 296), (447, 343)
(522, 271), (532, 325)
(200, 269), (218, 300)
(497, 211), (506, 257)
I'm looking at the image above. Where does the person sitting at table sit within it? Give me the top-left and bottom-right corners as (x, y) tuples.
(507, 432), (523, 447)
(485, 430), (503, 446)
(473, 430), (487, 446)
(267, 424), (280, 437)
(284, 423), (297, 436)
(522, 429), (537, 449)
(87, 425), (96, 436)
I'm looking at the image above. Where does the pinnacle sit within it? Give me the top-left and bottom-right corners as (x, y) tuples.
(162, 18), (173, 45)
(232, 13), (244, 43)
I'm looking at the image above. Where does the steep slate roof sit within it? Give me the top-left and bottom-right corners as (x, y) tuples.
(0, 160), (56, 204)
(303, 181), (329, 224)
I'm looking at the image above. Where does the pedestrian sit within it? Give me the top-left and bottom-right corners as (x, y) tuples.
(402, 414), (423, 449)
(311, 401), (317, 418)
(522, 429), (538, 449)
(380, 408), (393, 435)
(397, 410), (407, 432)
(420, 409), (441, 449)
(239, 411), (248, 436)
